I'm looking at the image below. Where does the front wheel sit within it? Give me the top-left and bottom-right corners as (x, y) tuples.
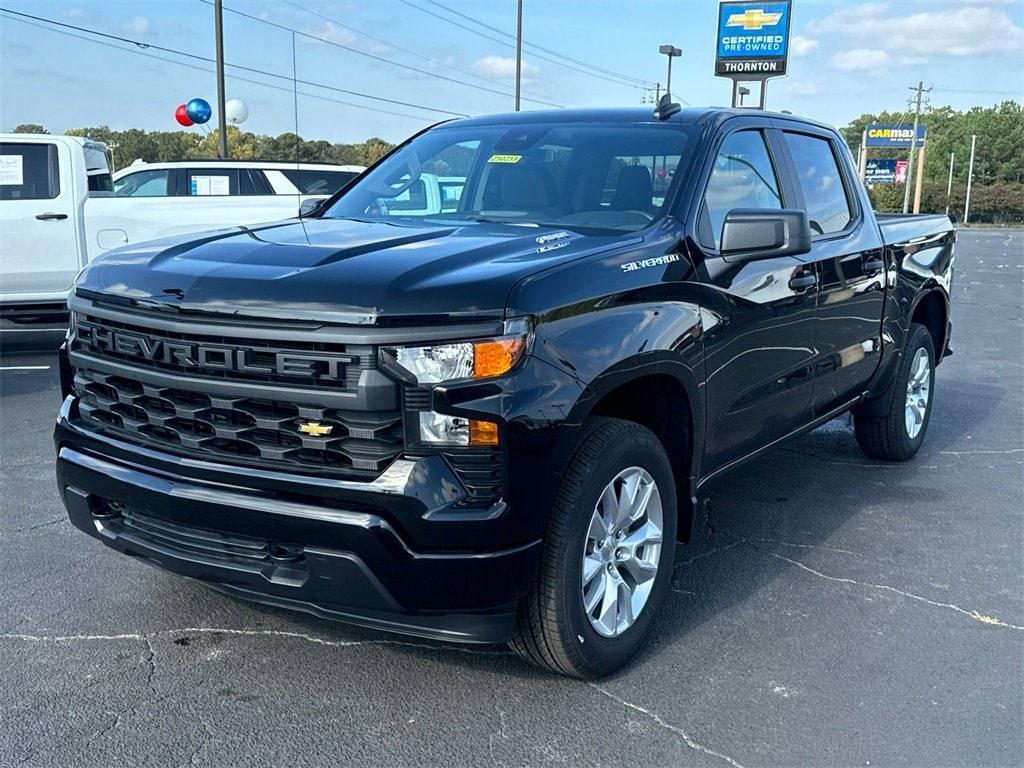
(510, 417), (677, 678)
(854, 322), (936, 461)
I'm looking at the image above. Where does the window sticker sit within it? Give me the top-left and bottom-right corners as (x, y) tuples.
(0, 155), (24, 186)
(487, 154), (522, 164)
(190, 175), (231, 195)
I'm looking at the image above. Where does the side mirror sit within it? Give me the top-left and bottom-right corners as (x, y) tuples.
(299, 197), (326, 218)
(720, 208), (812, 262)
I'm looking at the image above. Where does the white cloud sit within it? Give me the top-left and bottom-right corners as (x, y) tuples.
(831, 49), (892, 71)
(790, 36), (819, 57)
(471, 55), (540, 81)
(125, 16), (150, 35)
(811, 4), (1024, 59)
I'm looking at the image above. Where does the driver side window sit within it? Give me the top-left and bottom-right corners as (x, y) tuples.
(701, 130), (782, 249)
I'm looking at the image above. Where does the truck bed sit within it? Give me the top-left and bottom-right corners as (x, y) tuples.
(877, 212), (954, 245)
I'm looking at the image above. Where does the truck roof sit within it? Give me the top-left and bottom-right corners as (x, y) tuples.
(448, 106), (836, 133)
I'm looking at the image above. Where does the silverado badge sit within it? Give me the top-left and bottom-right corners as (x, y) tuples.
(298, 421), (333, 437)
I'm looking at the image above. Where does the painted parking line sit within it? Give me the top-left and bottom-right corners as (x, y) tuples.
(0, 366), (52, 371)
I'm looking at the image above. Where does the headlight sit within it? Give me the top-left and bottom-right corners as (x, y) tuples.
(385, 317), (532, 385)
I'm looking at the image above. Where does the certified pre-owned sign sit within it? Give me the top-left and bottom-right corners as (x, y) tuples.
(715, 0), (792, 77)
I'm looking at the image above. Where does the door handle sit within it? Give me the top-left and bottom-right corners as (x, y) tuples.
(788, 273), (817, 291)
(863, 257), (885, 274)
(36, 212), (68, 221)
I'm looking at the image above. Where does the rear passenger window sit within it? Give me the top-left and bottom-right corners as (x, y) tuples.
(702, 131), (782, 248)
(783, 133), (853, 235)
(0, 142), (60, 200)
(187, 169), (235, 196)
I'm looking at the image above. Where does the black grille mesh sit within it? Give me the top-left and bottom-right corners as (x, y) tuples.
(75, 369), (403, 476)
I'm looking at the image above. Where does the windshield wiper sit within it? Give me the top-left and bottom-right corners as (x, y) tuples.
(449, 215), (540, 227)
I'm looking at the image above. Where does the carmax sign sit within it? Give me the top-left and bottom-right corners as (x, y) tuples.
(715, 0), (792, 77)
(865, 124), (927, 149)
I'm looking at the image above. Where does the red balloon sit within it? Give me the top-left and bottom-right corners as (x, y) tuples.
(175, 104), (193, 127)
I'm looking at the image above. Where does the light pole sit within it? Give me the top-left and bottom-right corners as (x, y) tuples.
(514, 0), (523, 112)
(658, 44), (682, 101)
(214, 0), (228, 159)
(737, 86), (750, 107)
(964, 134), (977, 225)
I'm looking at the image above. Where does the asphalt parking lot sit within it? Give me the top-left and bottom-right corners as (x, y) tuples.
(1, 228), (1021, 768)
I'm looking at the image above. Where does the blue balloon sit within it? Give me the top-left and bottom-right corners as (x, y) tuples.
(185, 98), (212, 125)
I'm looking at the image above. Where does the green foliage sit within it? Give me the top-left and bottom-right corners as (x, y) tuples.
(867, 183), (905, 213)
(58, 124), (394, 171)
(846, 101), (1023, 221)
(11, 123), (49, 134)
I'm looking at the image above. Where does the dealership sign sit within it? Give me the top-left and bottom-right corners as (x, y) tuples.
(715, 1), (792, 77)
(865, 124), (927, 149)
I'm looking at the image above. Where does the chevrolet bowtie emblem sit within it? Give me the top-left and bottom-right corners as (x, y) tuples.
(726, 8), (783, 30)
(298, 421), (333, 437)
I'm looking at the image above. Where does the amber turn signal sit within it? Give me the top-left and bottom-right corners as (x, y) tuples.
(473, 337), (527, 379)
(469, 419), (500, 446)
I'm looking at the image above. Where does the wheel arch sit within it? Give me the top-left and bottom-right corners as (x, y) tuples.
(909, 287), (950, 365)
(557, 356), (703, 543)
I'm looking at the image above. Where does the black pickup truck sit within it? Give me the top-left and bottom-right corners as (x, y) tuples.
(55, 107), (954, 677)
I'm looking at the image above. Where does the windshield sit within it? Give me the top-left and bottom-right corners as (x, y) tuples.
(323, 121), (695, 233)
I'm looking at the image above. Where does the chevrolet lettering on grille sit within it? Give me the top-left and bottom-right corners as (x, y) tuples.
(76, 320), (354, 381)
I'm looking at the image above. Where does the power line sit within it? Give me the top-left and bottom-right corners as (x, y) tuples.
(398, 0), (651, 91)
(0, 7), (467, 117)
(201, 0), (570, 109)
(276, 0), (582, 108)
(0, 13), (434, 124)
(930, 87), (1023, 96)
(420, 0), (655, 88)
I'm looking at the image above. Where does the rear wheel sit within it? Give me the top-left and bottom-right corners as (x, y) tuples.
(854, 322), (935, 461)
(509, 417), (677, 678)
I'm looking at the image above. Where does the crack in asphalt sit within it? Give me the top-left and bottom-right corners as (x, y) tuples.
(748, 544), (1024, 632)
(0, 627), (512, 655)
(590, 684), (746, 768)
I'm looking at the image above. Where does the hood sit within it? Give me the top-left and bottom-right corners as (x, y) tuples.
(77, 218), (631, 324)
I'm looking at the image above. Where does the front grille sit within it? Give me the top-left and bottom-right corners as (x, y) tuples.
(74, 368), (403, 476)
(76, 313), (374, 392)
(120, 507), (273, 563)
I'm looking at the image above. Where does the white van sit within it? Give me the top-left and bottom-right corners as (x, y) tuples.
(0, 133), (110, 340)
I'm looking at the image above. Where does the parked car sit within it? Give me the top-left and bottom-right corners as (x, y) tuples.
(55, 107), (954, 677)
(93, 159), (365, 250)
(0, 144), (365, 345)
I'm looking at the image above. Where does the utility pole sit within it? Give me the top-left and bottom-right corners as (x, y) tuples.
(858, 128), (868, 182)
(902, 81), (930, 214)
(945, 152), (954, 216)
(964, 134), (977, 225)
(514, 0), (523, 112)
(214, 0), (228, 159)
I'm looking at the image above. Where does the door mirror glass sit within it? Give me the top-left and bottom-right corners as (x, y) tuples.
(720, 208), (812, 262)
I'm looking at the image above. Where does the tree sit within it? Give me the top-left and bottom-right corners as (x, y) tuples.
(11, 123), (48, 134)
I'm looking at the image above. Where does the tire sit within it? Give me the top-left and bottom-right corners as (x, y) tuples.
(509, 417), (677, 678)
(854, 322), (936, 461)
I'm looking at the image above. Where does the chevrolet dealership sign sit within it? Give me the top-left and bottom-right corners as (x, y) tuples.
(715, 0), (792, 77)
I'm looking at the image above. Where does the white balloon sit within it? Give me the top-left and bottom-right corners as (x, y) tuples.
(225, 99), (249, 125)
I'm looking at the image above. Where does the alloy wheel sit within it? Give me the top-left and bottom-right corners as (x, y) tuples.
(581, 467), (664, 638)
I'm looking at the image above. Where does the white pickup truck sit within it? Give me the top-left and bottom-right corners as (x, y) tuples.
(0, 133), (364, 345)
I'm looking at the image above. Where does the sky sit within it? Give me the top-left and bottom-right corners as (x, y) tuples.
(1, 0), (1022, 145)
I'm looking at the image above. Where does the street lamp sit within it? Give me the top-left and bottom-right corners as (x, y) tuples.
(658, 44), (682, 101)
(737, 86), (750, 107)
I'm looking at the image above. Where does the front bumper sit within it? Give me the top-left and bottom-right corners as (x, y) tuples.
(55, 403), (541, 644)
